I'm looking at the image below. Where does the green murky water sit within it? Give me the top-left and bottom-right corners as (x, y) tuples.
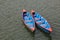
(0, 0), (60, 40)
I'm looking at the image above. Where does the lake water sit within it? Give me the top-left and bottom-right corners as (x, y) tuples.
(0, 0), (60, 40)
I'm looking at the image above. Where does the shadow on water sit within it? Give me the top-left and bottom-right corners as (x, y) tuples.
(35, 22), (52, 40)
(24, 26), (35, 36)
(24, 25), (52, 40)
(24, 25), (35, 40)
(38, 28), (52, 40)
(22, 19), (52, 40)
(21, 19), (35, 40)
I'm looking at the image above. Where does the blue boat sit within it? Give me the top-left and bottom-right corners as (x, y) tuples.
(22, 9), (35, 32)
(31, 10), (52, 33)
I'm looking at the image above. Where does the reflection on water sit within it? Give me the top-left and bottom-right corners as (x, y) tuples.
(23, 20), (52, 40)
(41, 31), (52, 40)
(35, 29), (52, 40)
(24, 25), (52, 40)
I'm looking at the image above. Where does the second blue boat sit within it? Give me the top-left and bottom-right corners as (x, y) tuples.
(31, 10), (52, 33)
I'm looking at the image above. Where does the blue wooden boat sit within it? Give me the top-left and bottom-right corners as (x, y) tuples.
(22, 9), (35, 32)
(31, 10), (52, 33)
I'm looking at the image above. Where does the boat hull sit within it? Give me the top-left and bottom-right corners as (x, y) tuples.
(31, 11), (52, 33)
(22, 11), (35, 32)
(36, 24), (51, 33)
(22, 19), (35, 32)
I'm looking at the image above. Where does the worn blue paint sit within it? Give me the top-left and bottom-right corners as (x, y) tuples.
(22, 12), (35, 28)
(33, 12), (51, 33)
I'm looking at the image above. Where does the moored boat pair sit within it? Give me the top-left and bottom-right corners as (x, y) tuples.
(22, 9), (52, 33)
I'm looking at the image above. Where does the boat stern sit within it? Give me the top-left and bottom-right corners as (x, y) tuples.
(47, 28), (52, 32)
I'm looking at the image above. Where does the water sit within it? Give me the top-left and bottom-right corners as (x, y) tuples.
(0, 0), (60, 40)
